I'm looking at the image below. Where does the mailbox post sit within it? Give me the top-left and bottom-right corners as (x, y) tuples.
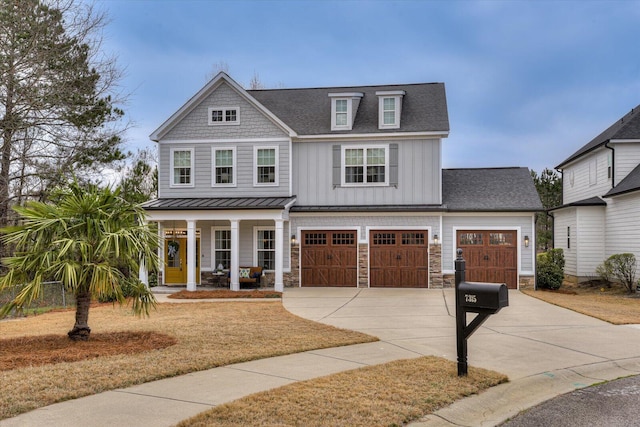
(455, 248), (509, 376)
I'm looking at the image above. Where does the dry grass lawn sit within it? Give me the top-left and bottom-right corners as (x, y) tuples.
(179, 356), (508, 427)
(0, 301), (377, 419)
(522, 283), (640, 324)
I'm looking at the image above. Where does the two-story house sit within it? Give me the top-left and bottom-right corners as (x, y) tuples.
(551, 105), (640, 282)
(143, 72), (541, 292)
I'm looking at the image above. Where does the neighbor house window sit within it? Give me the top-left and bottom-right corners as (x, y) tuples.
(567, 226), (571, 249)
(212, 147), (236, 186)
(255, 147), (278, 185)
(170, 148), (194, 187)
(256, 228), (275, 270)
(342, 145), (388, 185)
(214, 229), (231, 269)
(208, 107), (239, 125)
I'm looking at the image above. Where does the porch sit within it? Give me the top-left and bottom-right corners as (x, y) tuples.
(142, 197), (296, 292)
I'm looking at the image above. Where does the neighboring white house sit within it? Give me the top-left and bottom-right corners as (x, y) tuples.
(143, 72), (541, 292)
(551, 104), (640, 282)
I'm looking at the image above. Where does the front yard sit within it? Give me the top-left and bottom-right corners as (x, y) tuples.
(0, 300), (506, 426)
(522, 283), (640, 324)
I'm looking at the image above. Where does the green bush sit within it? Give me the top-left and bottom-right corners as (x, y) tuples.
(595, 258), (614, 286)
(537, 249), (565, 290)
(606, 253), (637, 293)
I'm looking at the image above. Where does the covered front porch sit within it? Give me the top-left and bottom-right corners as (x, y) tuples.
(143, 197), (296, 292)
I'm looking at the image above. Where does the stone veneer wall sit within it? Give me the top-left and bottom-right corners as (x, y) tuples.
(358, 243), (368, 287)
(429, 243), (443, 288)
(283, 244), (299, 287)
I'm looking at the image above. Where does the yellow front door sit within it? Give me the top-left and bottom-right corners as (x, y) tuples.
(164, 238), (200, 284)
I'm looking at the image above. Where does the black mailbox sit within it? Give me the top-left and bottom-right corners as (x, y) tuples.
(457, 281), (509, 314)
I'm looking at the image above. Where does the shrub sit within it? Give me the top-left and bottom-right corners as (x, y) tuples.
(595, 258), (614, 287)
(537, 249), (565, 290)
(607, 253), (637, 293)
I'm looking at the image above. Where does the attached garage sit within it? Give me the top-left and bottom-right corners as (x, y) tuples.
(300, 230), (358, 287)
(456, 230), (518, 289)
(369, 230), (429, 288)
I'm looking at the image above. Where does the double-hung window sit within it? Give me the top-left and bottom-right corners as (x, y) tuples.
(255, 147), (278, 185)
(212, 147), (236, 186)
(335, 99), (348, 127)
(343, 145), (388, 185)
(256, 228), (275, 270)
(376, 91), (404, 129)
(170, 148), (194, 187)
(208, 107), (239, 125)
(213, 229), (231, 269)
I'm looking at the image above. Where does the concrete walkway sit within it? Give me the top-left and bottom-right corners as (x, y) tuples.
(2, 288), (640, 426)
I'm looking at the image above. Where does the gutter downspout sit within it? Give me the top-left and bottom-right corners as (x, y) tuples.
(604, 140), (615, 188)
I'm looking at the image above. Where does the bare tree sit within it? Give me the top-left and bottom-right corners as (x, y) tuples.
(249, 71), (265, 90)
(205, 60), (230, 81)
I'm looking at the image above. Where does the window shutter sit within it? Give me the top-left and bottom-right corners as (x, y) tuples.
(332, 145), (341, 188)
(389, 143), (398, 187)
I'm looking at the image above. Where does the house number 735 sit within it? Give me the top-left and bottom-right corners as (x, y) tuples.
(465, 294), (477, 303)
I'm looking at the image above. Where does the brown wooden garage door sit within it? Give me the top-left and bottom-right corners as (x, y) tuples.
(300, 230), (358, 287)
(456, 230), (518, 289)
(370, 230), (429, 288)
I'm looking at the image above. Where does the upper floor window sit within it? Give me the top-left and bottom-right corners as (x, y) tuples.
(208, 107), (239, 125)
(342, 145), (388, 186)
(376, 90), (405, 129)
(329, 92), (363, 131)
(335, 99), (348, 127)
(212, 147), (236, 187)
(255, 146), (278, 186)
(170, 148), (194, 187)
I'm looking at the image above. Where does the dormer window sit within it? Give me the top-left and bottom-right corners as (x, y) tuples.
(208, 107), (239, 125)
(376, 91), (405, 129)
(329, 92), (363, 131)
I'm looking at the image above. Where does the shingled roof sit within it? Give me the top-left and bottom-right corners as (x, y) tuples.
(248, 83), (449, 136)
(442, 167), (543, 212)
(604, 163), (640, 197)
(556, 104), (640, 169)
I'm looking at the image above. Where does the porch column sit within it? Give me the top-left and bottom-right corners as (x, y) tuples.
(139, 259), (149, 287)
(186, 220), (197, 291)
(275, 219), (284, 292)
(230, 220), (240, 291)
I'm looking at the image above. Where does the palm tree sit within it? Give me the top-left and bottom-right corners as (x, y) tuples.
(0, 183), (159, 340)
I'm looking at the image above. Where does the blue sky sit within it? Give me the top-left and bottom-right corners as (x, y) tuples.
(97, 0), (640, 173)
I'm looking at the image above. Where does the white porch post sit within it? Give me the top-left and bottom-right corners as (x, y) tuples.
(138, 259), (149, 287)
(158, 223), (164, 286)
(230, 220), (240, 291)
(186, 220), (197, 291)
(275, 219), (284, 292)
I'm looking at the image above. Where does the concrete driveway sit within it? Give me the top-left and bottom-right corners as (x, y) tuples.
(283, 288), (640, 426)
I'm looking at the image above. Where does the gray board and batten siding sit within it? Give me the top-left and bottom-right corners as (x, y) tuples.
(293, 138), (442, 206)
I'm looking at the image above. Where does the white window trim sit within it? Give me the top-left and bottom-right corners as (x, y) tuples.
(376, 91), (404, 129)
(328, 92), (363, 131)
(211, 146), (237, 187)
(208, 106), (240, 126)
(211, 226), (231, 270)
(341, 144), (389, 187)
(253, 145), (279, 187)
(170, 147), (195, 188)
(254, 226), (275, 271)
(331, 98), (352, 130)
